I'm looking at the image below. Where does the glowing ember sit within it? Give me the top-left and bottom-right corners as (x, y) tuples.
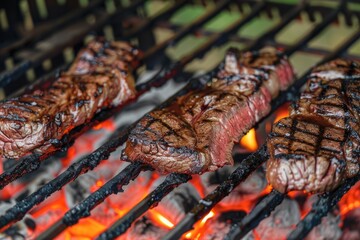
(240, 128), (258, 151)
(266, 102), (290, 133)
(340, 182), (360, 215)
(93, 118), (116, 131)
(150, 210), (174, 229)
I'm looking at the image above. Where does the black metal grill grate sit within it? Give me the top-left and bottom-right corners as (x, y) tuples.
(1, 0), (360, 239)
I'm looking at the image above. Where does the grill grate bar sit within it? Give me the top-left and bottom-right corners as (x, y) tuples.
(124, 0), (188, 40)
(0, 123), (135, 229)
(37, 161), (151, 240)
(140, 0), (233, 62)
(162, 145), (269, 240)
(287, 174), (360, 240)
(284, 0), (345, 57)
(162, 16), (360, 240)
(0, 0), (111, 58)
(137, 1), (266, 94)
(247, 0), (307, 51)
(0, 0), (148, 88)
(97, 173), (192, 240)
(225, 190), (285, 240)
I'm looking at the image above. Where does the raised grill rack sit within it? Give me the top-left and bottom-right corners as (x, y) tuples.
(1, 0), (360, 239)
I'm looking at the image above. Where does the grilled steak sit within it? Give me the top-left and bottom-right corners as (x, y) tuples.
(0, 39), (141, 159)
(123, 47), (294, 174)
(267, 59), (360, 193)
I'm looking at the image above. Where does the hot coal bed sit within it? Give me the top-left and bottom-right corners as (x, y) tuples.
(1, 0), (360, 239)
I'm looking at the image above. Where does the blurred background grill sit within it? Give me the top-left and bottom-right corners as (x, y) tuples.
(1, 0), (360, 239)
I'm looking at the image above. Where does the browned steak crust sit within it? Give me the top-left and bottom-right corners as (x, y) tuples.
(267, 59), (360, 193)
(123, 47), (294, 174)
(0, 39), (141, 159)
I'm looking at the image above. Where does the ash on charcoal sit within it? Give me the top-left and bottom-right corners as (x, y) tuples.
(65, 161), (153, 225)
(150, 179), (200, 224)
(201, 165), (267, 207)
(200, 211), (254, 240)
(341, 208), (360, 240)
(304, 196), (342, 240)
(0, 201), (36, 239)
(6, 159), (63, 201)
(254, 198), (300, 240)
(125, 216), (168, 240)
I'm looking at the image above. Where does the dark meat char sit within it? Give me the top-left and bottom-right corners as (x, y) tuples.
(0, 39), (141, 159)
(267, 59), (360, 193)
(123, 47), (294, 174)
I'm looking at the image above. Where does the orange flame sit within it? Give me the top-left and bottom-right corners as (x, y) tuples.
(266, 103), (290, 133)
(93, 118), (116, 131)
(183, 210), (216, 239)
(150, 210), (174, 229)
(240, 128), (258, 151)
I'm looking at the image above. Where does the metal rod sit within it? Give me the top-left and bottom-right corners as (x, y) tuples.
(136, 0), (267, 93)
(141, 0), (233, 61)
(37, 162), (150, 240)
(96, 173), (191, 240)
(124, 0), (189, 39)
(0, 0), (147, 88)
(0, 0), (113, 58)
(162, 145), (269, 240)
(247, 0), (307, 51)
(0, 125), (134, 229)
(287, 174), (360, 240)
(224, 190), (284, 240)
(284, 0), (345, 56)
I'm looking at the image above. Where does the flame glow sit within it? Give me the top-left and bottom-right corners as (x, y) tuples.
(339, 182), (360, 215)
(240, 128), (258, 151)
(150, 210), (174, 229)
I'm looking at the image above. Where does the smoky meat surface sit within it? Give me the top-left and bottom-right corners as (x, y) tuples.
(0, 39), (141, 159)
(123, 47), (294, 174)
(267, 59), (360, 193)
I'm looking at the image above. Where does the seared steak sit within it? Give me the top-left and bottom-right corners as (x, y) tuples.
(123, 47), (294, 174)
(267, 59), (360, 193)
(0, 39), (141, 159)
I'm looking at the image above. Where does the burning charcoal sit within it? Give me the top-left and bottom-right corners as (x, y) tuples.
(65, 161), (152, 225)
(200, 211), (254, 240)
(201, 166), (267, 207)
(341, 208), (360, 240)
(254, 198), (301, 240)
(125, 216), (168, 240)
(1, 158), (63, 201)
(0, 201), (36, 239)
(150, 180), (201, 225)
(303, 196), (342, 240)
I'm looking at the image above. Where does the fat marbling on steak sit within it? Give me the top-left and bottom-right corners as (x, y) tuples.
(0, 39), (142, 159)
(123, 47), (295, 174)
(267, 59), (360, 193)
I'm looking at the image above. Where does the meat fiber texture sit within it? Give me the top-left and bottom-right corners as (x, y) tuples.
(123, 47), (294, 174)
(0, 39), (142, 159)
(267, 59), (360, 193)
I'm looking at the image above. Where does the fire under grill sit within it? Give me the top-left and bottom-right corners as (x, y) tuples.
(1, 0), (360, 239)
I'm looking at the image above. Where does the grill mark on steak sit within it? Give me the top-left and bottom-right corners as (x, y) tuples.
(267, 59), (360, 193)
(123, 47), (295, 174)
(0, 39), (141, 159)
